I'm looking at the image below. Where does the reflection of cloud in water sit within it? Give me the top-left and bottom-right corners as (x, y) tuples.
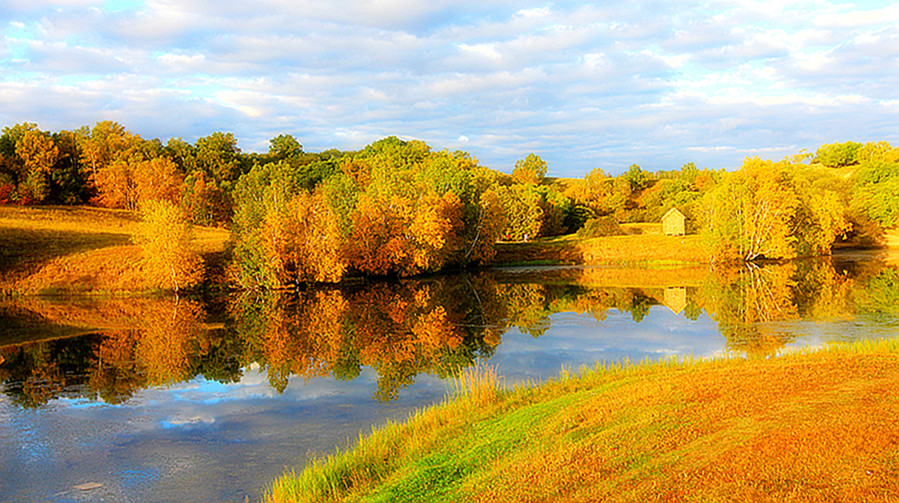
(0, 364), (447, 502)
(491, 307), (725, 383)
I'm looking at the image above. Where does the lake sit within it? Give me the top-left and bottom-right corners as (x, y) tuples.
(2, 255), (898, 502)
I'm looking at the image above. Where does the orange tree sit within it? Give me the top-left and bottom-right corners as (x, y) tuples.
(231, 137), (506, 286)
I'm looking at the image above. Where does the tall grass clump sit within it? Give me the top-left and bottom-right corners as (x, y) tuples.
(449, 360), (500, 405)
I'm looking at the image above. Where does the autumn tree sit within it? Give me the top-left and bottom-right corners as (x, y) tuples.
(464, 188), (507, 263)
(194, 131), (244, 185)
(702, 158), (798, 262)
(623, 163), (649, 192)
(852, 141), (899, 229)
(512, 153), (548, 185)
(14, 129), (59, 203)
(134, 200), (204, 292)
(701, 157), (849, 262)
(0, 123), (62, 203)
(182, 170), (231, 226)
(80, 121), (142, 176)
(134, 157), (184, 207)
(495, 183), (544, 241)
(231, 160), (297, 288)
(268, 133), (303, 162)
(50, 129), (92, 204)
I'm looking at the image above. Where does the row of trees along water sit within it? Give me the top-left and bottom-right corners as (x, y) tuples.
(2, 122), (898, 285)
(2, 259), (898, 408)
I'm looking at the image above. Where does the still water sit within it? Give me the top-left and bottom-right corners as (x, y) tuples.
(2, 257), (898, 502)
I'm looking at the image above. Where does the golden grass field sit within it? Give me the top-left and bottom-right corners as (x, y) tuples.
(492, 224), (707, 267)
(0, 205), (229, 295)
(268, 339), (899, 503)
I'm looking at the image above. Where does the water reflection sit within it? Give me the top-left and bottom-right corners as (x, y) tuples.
(2, 257), (899, 409)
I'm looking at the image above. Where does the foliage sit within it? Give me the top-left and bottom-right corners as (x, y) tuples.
(701, 157), (849, 262)
(494, 183), (543, 241)
(511, 153), (547, 185)
(852, 141), (899, 229)
(814, 141), (862, 168)
(194, 131), (244, 185)
(134, 200), (204, 292)
(230, 137), (504, 286)
(623, 163), (649, 191)
(577, 215), (623, 238)
(4, 118), (899, 264)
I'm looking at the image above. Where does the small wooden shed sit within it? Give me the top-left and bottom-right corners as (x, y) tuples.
(661, 207), (686, 236)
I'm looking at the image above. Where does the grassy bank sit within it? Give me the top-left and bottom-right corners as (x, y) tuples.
(491, 224), (707, 267)
(268, 339), (899, 502)
(0, 206), (229, 295)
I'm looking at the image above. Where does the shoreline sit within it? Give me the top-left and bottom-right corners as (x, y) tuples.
(267, 338), (899, 502)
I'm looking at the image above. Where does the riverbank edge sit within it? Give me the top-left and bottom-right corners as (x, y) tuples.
(267, 337), (899, 502)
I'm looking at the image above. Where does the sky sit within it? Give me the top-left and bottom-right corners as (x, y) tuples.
(1, 1), (898, 177)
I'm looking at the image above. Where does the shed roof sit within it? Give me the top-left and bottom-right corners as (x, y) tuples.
(662, 207), (685, 221)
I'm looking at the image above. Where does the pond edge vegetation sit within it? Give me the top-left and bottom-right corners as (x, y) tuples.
(267, 337), (899, 502)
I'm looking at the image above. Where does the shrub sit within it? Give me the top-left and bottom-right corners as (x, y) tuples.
(577, 215), (623, 238)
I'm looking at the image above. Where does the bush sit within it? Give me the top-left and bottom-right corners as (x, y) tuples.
(815, 142), (862, 168)
(577, 216), (623, 238)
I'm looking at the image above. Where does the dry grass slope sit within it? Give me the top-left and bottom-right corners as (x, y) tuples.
(0, 206), (229, 294)
(268, 339), (899, 503)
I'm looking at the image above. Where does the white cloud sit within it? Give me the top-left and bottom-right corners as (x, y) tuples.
(1, 0), (897, 176)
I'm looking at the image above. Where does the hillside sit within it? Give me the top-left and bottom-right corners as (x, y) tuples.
(0, 206), (229, 295)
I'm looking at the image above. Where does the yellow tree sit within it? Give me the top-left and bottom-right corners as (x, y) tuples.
(80, 121), (144, 207)
(291, 190), (347, 282)
(134, 200), (204, 292)
(464, 188), (507, 264)
(512, 153), (548, 185)
(702, 158), (800, 262)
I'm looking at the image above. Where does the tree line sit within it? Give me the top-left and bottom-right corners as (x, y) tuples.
(2, 121), (897, 286)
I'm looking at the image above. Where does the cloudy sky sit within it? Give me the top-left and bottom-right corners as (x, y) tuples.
(2, 1), (898, 176)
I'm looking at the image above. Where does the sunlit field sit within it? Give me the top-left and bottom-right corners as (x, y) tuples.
(492, 231), (707, 267)
(0, 206), (229, 295)
(268, 339), (899, 502)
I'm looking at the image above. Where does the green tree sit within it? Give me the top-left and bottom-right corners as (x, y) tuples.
(852, 142), (899, 229)
(15, 129), (59, 203)
(268, 134), (303, 162)
(623, 163), (649, 192)
(195, 131), (243, 185)
(814, 141), (862, 168)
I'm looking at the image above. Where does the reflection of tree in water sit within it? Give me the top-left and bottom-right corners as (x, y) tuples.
(700, 263), (799, 358)
(232, 277), (502, 401)
(699, 259), (857, 358)
(0, 297), (240, 407)
(852, 265), (899, 317)
(3, 261), (896, 406)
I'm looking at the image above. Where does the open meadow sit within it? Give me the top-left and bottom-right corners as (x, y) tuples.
(0, 206), (229, 295)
